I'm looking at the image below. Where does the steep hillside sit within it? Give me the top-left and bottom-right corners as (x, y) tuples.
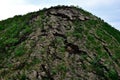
(0, 6), (120, 80)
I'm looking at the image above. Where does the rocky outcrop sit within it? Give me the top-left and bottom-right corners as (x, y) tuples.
(47, 8), (89, 21)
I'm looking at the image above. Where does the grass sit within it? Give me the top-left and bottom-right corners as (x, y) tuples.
(0, 10), (44, 61)
(14, 44), (26, 57)
(73, 20), (83, 39)
(107, 69), (119, 80)
(102, 22), (120, 43)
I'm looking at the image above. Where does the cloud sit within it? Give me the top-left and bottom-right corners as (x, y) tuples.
(0, 0), (43, 20)
(82, 0), (115, 7)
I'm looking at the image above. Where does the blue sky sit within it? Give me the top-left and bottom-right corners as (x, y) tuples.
(0, 0), (120, 30)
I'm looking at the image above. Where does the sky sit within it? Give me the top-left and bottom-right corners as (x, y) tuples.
(0, 0), (120, 31)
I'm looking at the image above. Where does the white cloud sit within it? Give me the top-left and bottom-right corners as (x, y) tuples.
(0, 0), (50, 20)
(0, 0), (24, 20)
(83, 0), (115, 7)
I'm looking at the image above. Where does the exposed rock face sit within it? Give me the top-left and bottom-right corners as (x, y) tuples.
(48, 8), (89, 21)
(0, 6), (120, 80)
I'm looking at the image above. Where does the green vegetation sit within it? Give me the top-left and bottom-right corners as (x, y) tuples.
(0, 10), (44, 57)
(73, 20), (83, 39)
(0, 6), (120, 80)
(102, 22), (120, 43)
(14, 44), (26, 57)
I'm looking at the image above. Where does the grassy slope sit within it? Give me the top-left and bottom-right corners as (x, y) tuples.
(0, 6), (120, 79)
